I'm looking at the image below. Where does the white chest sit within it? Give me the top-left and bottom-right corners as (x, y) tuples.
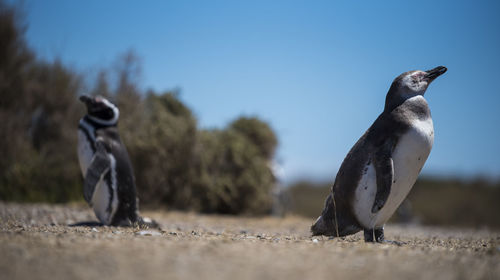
(77, 125), (118, 225)
(353, 117), (434, 228)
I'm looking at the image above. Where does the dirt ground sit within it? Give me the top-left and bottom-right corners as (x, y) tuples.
(1, 202), (499, 280)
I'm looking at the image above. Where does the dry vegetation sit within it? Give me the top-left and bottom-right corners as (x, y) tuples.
(1, 202), (499, 280)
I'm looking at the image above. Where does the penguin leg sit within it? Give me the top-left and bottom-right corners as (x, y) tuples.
(131, 198), (160, 229)
(364, 227), (404, 245)
(364, 228), (384, 242)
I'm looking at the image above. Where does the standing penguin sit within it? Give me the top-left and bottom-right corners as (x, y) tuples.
(77, 95), (156, 227)
(311, 66), (447, 243)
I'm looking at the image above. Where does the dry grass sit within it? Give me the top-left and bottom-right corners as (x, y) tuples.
(1, 202), (499, 280)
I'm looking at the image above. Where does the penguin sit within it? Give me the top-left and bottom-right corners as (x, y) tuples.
(311, 66), (447, 243)
(77, 95), (157, 227)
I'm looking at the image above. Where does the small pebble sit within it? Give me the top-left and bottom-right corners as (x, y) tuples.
(136, 230), (161, 236)
(312, 239), (319, 243)
(91, 228), (99, 232)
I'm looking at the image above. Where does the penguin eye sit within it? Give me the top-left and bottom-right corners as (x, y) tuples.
(414, 72), (426, 81)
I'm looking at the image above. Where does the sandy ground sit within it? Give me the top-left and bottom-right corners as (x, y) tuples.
(0, 202), (499, 280)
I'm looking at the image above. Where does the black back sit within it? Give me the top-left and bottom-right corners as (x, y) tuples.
(94, 125), (139, 225)
(315, 96), (431, 235)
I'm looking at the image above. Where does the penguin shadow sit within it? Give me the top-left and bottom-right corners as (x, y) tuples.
(68, 221), (104, 227)
(68, 218), (161, 229)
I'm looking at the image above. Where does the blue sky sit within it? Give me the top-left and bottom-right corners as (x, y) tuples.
(21, 0), (500, 183)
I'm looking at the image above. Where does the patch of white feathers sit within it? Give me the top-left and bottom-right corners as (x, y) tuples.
(353, 96), (434, 229)
(87, 98), (120, 126)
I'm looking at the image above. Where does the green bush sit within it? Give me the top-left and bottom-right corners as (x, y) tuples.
(125, 92), (199, 210)
(192, 121), (276, 214)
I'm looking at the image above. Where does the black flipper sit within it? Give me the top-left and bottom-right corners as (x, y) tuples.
(83, 141), (110, 204)
(371, 138), (395, 213)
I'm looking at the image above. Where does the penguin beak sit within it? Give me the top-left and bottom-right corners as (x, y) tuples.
(425, 66), (447, 82)
(79, 95), (93, 106)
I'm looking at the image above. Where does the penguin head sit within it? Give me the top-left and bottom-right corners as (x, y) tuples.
(385, 66), (447, 111)
(79, 95), (120, 125)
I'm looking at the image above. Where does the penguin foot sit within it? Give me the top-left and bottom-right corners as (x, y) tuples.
(364, 228), (384, 242)
(379, 239), (406, 246)
(363, 228), (405, 246)
(136, 217), (160, 229)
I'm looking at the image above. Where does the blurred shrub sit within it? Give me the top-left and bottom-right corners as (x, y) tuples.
(0, 1), (83, 202)
(0, 59), (84, 203)
(408, 177), (500, 228)
(229, 117), (277, 159)
(0, 1), (277, 215)
(286, 181), (330, 218)
(125, 91), (198, 210)
(191, 120), (276, 214)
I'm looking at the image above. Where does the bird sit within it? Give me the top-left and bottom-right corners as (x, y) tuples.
(311, 66), (447, 243)
(77, 95), (157, 227)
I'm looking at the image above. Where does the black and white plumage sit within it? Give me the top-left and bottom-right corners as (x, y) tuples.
(77, 95), (154, 227)
(311, 66), (447, 243)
